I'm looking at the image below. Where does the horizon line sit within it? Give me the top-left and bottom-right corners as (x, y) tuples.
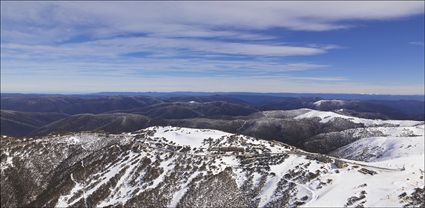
(1, 91), (424, 97)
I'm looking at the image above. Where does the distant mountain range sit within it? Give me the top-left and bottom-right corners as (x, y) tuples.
(1, 94), (424, 140)
(1, 94), (424, 154)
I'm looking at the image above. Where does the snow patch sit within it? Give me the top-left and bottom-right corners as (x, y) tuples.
(313, 100), (345, 107)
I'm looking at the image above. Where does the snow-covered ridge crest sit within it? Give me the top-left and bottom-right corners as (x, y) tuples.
(294, 108), (424, 126)
(145, 126), (232, 148)
(313, 99), (346, 107)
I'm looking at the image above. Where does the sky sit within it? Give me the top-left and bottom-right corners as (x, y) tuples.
(1, 1), (424, 94)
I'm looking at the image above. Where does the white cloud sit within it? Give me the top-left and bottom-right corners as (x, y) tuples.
(409, 41), (424, 46)
(79, 36), (330, 57)
(2, 1), (424, 42)
(2, 1), (422, 57)
(1, 54), (329, 76)
(1, 34), (332, 76)
(287, 76), (347, 81)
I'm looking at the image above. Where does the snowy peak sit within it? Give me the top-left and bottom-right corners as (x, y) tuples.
(146, 126), (232, 148)
(144, 126), (291, 154)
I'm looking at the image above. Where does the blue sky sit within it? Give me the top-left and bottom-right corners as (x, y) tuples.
(1, 1), (424, 94)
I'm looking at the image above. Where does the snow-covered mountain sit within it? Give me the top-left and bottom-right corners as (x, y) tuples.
(293, 109), (424, 154)
(1, 125), (423, 207)
(293, 108), (423, 127)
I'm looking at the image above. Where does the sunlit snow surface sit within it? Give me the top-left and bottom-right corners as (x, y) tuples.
(294, 108), (423, 126)
(311, 125), (424, 207)
(149, 126), (232, 147)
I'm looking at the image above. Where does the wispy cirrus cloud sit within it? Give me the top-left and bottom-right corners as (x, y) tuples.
(409, 41), (424, 46)
(2, 1), (423, 41)
(1, 36), (333, 59)
(2, 75), (422, 95)
(1, 1), (424, 93)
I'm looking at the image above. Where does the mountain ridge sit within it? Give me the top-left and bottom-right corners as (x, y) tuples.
(1, 126), (423, 207)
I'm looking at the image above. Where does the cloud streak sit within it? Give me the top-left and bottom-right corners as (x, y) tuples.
(2, 75), (422, 95)
(409, 41), (424, 46)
